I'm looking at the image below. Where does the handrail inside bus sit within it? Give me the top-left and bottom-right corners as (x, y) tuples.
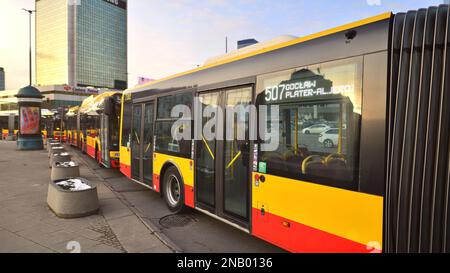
(202, 136), (215, 160)
(226, 151), (242, 170)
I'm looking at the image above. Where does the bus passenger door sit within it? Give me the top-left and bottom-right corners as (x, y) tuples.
(196, 86), (253, 228)
(100, 114), (110, 167)
(142, 101), (154, 187)
(131, 104), (143, 181)
(196, 92), (220, 209)
(222, 87), (252, 223)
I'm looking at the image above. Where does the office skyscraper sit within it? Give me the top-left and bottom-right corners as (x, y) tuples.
(0, 67), (5, 91)
(36, 0), (128, 90)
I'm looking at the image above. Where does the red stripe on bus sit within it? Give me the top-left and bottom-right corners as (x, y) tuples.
(251, 208), (374, 253)
(110, 159), (120, 169)
(97, 150), (102, 163)
(153, 174), (160, 193)
(120, 163), (131, 178)
(87, 145), (96, 159)
(185, 184), (194, 208)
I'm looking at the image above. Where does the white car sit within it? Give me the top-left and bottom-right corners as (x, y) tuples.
(302, 124), (330, 135)
(318, 129), (343, 148)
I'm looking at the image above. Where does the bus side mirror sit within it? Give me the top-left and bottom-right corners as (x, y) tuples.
(104, 97), (114, 116)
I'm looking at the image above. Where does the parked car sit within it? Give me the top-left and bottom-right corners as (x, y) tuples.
(299, 119), (328, 129)
(302, 124), (330, 135)
(318, 128), (346, 148)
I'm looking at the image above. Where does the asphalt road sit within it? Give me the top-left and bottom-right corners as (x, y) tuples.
(73, 147), (285, 253)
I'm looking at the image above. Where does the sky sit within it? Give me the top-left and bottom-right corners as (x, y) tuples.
(0, 0), (445, 90)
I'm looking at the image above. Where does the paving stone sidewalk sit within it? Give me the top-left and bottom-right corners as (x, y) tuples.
(0, 141), (174, 253)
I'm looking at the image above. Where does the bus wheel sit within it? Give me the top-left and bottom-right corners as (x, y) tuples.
(162, 166), (185, 213)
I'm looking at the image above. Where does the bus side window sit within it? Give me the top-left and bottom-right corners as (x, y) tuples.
(121, 99), (132, 148)
(256, 57), (362, 191)
(155, 92), (193, 158)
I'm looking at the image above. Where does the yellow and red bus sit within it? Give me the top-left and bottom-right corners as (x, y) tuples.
(66, 106), (79, 147)
(0, 114), (18, 140)
(79, 92), (122, 168)
(78, 95), (95, 153)
(1, 129), (8, 140)
(50, 114), (66, 142)
(113, 5), (450, 253)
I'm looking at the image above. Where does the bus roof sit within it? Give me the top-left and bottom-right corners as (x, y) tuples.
(66, 106), (79, 117)
(126, 12), (392, 95)
(79, 91), (121, 115)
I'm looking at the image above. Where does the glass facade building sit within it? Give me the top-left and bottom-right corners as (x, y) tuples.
(36, 0), (127, 90)
(0, 67), (5, 91)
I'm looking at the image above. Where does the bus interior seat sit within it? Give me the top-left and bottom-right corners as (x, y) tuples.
(301, 155), (327, 177)
(262, 152), (287, 172)
(324, 154), (352, 184)
(283, 149), (307, 170)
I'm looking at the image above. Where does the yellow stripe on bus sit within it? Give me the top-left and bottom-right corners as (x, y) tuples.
(120, 146), (131, 165)
(252, 173), (383, 248)
(153, 152), (194, 187)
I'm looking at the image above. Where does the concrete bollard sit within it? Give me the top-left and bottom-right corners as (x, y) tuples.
(48, 145), (65, 158)
(46, 139), (61, 150)
(46, 138), (57, 147)
(48, 142), (62, 152)
(47, 178), (99, 219)
(51, 161), (80, 181)
(49, 152), (71, 168)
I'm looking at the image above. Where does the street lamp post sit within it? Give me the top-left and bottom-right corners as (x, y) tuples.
(16, 9), (43, 151)
(22, 8), (36, 86)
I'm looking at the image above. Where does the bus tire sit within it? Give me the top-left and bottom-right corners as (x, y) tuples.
(162, 166), (185, 213)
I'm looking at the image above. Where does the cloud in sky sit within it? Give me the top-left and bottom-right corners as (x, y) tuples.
(367, 0), (382, 6)
(0, 0), (445, 90)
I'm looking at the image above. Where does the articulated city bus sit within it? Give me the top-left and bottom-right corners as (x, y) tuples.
(79, 92), (122, 168)
(78, 95), (95, 153)
(50, 115), (66, 142)
(0, 115), (15, 139)
(117, 6), (449, 253)
(66, 106), (80, 147)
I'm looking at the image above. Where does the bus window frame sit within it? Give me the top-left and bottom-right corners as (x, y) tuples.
(154, 90), (194, 159)
(121, 96), (133, 148)
(255, 56), (364, 192)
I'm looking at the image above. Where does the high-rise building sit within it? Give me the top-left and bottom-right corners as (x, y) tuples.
(0, 67), (4, 91)
(36, 0), (128, 90)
